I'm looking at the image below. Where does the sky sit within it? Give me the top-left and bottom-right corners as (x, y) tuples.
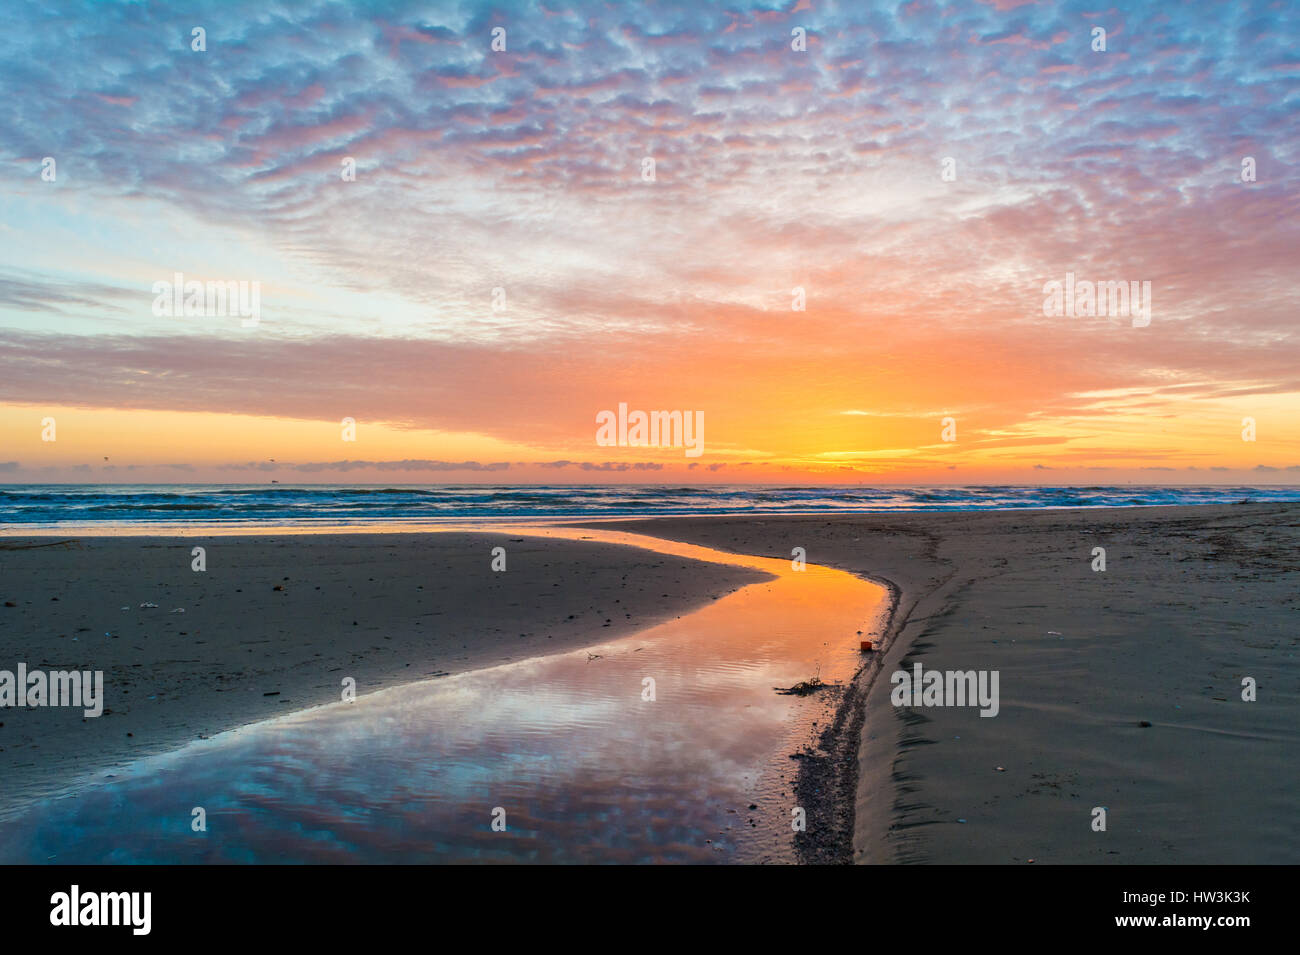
(0, 0), (1297, 485)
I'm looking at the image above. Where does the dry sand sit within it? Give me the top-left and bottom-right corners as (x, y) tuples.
(590, 503), (1300, 864)
(0, 531), (764, 809)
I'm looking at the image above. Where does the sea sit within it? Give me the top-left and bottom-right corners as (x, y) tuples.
(0, 483), (1296, 527)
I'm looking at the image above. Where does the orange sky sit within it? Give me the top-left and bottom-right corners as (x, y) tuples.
(3, 388), (1297, 484)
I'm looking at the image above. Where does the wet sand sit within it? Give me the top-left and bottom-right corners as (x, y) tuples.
(0, 532), (765, 809)
(589, 502), (1300, 864)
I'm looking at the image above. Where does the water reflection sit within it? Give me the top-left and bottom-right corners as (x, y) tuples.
(0, 526), (886, 864)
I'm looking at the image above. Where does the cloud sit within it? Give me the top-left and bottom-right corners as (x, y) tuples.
(0, 1), (1296, 480)
(220, 459), (512, 473)
(0, 274), (135, 314)
(578, 461), (664, 472)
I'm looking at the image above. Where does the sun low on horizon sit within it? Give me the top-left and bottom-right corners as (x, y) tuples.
(1, 0), (1297, 486)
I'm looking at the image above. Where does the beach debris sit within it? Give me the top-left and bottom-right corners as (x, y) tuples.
(777, 663), (833, 696)
(170, 608), (185, 614)
(138, 602), (158, 609)
(775, 676), (829, 696)
(586, 652), (603, 662)
(995, 766), (1006, 772)
(859, 640), (875, 652)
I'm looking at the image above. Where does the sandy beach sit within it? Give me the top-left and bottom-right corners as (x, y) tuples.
(2, 503), (1297, 866)
(592, 502), (1300, 864)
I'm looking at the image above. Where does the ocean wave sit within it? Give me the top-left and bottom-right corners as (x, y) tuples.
(0, 484), (1296, 526)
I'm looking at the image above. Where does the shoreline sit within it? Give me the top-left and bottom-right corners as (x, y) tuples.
(2, 496), (1298, 537)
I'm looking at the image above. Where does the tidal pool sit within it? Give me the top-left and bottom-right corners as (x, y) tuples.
(0, 526), (887, 864)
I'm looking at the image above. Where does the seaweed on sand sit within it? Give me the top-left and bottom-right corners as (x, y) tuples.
(775, 665), (833, 696)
